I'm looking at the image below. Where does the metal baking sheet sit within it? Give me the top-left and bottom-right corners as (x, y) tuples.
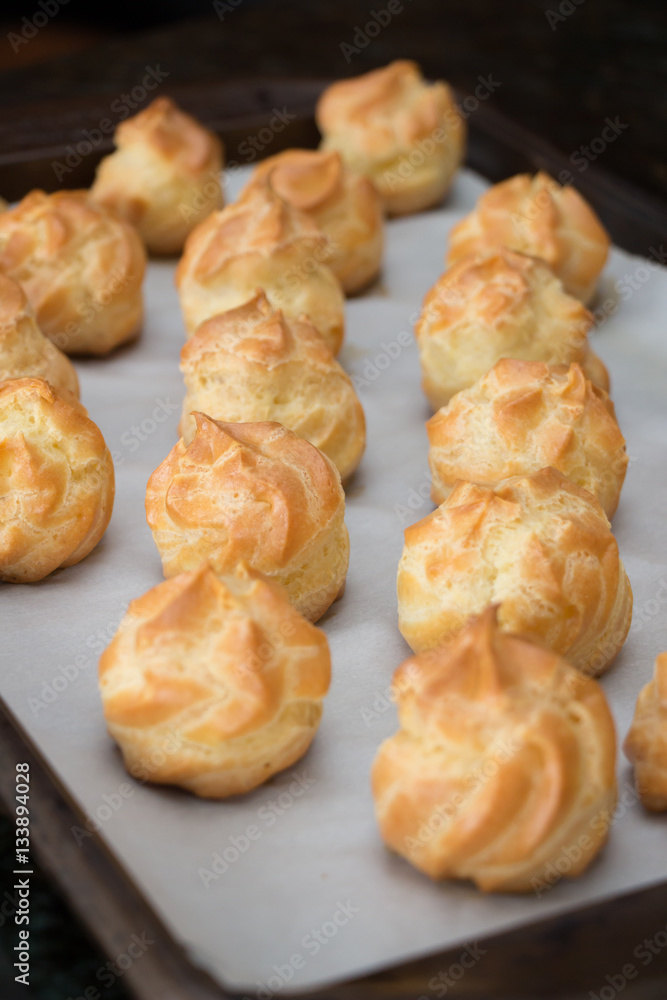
(1, 167), (666, 995)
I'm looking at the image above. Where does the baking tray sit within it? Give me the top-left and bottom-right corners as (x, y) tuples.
(1, 82), (667, 1000)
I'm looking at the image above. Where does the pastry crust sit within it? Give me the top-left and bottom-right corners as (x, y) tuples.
(99, 562), (331, 798)
(372, 606), (617, 891)
(415, 248), (609, 409)
(241, 148), (383, 294)
(427, 359), (627, 518)
(179, 292), (365, 481)
(447, 171), (609, 303)
(624, 653), (667, 811)
(0, 273), (79, 397)
(91, 96), (224, 255)
(176, 185), (345, 354)
(0, 189), (145, 355)
(316, 60), (465, 216)
(397, 467), (632, 675)
(145, 417), (349, 622)
(0, 377), (114, 583)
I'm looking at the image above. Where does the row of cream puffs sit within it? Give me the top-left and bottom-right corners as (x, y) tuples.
(0, 59), (466, 352)
(398, 171), (629, 669)
(89, 63), (470, 800)
(90, 60), (465, 257)
(370, 161), (667, 891)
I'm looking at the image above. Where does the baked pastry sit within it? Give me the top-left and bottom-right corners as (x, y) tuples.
(397, 468), (632, 675)
(98, 562), (331, 798)
(90, 96), (224, 255)
(316, 60), (465, 216)
(146, 418), (349, 622)
(176, 185), (345, 354)
(447, 171), (610, 303)
(427, 359), (627, 518)
(372, 606), (617, 891)
(415, 248), (609, 409)
(0, 190), (145, 355)
(179, 292), (365, 481)
(240, 148), (383, 294)
(624, 654), (667, 811)
(0, 377), (114, 583)
(0, 273), (79, 397)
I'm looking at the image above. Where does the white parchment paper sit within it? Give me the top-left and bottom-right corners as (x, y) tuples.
(1, 168), (667, 995)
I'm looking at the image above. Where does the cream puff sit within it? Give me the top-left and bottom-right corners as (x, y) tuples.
(176, 185), (345, 354)
(397, 468), (632, 675)
(0, 190), (145, 355)
(241, 148), (383, 294)
(415, 248), (609, 409)
(179, 292), (365, 481)
(91, 96), (224, 255)
(317, 60), (465, 216)
(0, 377), (114, 582)
(372, 606), (617, 891)
(447, 171), (609, 303)
(99, 562), (331, 798)
(146, 418), (349, 622)
(427, 359), (627, 518)
(624, 653), (667, 811)
(0, 273), (79, 397)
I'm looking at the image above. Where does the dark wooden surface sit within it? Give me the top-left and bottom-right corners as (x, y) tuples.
(0, 0), (666, 203)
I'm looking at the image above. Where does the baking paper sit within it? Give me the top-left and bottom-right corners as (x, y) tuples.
(2, 168), (666, 995)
